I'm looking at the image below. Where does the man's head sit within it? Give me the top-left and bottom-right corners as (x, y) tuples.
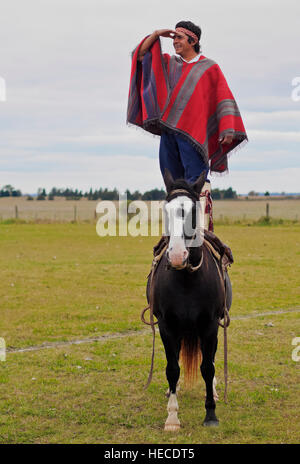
(174, 20), (201, 57)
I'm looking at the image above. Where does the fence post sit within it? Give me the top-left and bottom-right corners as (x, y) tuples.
(15, 205), (18, 219)
(73, 205), (77, 222)
(266, 202), (269, 219)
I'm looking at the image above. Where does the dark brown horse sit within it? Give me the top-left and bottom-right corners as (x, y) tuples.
(147, 169), (232, 430)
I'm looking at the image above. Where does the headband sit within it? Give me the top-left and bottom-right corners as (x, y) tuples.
(175, 27), (199, 43)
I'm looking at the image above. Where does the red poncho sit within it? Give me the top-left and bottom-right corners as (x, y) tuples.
(127, 37), (247, 173)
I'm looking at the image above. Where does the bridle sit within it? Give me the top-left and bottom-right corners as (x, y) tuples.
(165, 188), (204, 273)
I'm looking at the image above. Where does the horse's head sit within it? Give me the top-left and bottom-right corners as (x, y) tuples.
(163, 169), (206, 270)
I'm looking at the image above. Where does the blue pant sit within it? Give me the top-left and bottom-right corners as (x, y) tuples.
(159, 131), (209, 183)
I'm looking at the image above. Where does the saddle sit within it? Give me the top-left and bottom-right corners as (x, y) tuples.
(203, 230), (234, 270)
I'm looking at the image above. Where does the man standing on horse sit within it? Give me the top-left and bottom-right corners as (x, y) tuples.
(127, 20), (247, 231)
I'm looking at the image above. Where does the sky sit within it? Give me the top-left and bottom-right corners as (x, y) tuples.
(0, 0), (299, 195)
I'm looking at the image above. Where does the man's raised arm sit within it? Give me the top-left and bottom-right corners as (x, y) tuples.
(137, 29), (176, 61)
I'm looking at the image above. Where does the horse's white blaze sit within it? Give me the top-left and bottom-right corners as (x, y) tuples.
(164, 393), (180, 431)
(165, 196), (193, 267)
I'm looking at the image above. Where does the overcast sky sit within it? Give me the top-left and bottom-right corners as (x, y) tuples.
(0, 0), (299, 194)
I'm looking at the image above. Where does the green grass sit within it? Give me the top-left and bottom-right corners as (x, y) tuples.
(0, 222), (299, 349)
(0, 223), (154, 347)
(0, 313), (299, 444)
(0, 223), (299, 443)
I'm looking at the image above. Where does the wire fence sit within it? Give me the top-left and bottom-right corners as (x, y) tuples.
(0, 199), (299, 222)
(0, 200), (99, 222)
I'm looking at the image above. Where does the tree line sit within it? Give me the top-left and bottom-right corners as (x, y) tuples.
(36, 187), (167, 201)
(0, 185), (238, 200)
(0, 184), (22, 197)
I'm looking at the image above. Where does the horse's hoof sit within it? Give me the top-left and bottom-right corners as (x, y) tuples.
(203, 420), (219, 427)
(164, 423), (180, 432)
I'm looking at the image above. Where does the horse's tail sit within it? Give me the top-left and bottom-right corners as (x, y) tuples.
(180, 334), (202, 388)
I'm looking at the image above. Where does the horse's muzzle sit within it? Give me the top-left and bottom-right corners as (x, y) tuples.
(166, 248), (189, 270)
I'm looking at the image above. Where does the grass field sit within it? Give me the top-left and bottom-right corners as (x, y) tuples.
(0, 223), (299, 443)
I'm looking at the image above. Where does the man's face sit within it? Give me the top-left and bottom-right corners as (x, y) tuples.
(173, 32), (194, 57)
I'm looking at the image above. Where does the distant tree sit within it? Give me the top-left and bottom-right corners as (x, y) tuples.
(264, 191), (270, 196)
(0, 188), (9, 197)
(125, 189), (142, 201)
(2, 184), (14, 195)
(132, 190), (142, 200)
(248, 190), (258, 197)
(142, 188), (166, 201)
(212, 188), (221, 200)
(211, 187), (236, 200)
(49, 187), (63, 197)
(96, 187), (118, 200)
(125, 189), (133, 201)
(37, 188), (47, 200)
(223, 187), (237, 199)
(12, 189), (22, 197)
(0, 185), (22, 197)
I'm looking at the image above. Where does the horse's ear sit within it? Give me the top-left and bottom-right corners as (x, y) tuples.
(192, 171), (207, 195)
(163, 168), (174, 193)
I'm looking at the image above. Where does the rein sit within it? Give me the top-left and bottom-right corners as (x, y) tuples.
(207, 244), (230, 403)
(141, 242), (167, 389)
(186, 248), (204, 272)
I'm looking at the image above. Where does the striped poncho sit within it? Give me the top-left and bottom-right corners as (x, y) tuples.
(127, 37), (248, 173)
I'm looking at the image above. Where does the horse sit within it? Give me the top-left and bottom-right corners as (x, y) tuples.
(146, 169), (232, 431)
